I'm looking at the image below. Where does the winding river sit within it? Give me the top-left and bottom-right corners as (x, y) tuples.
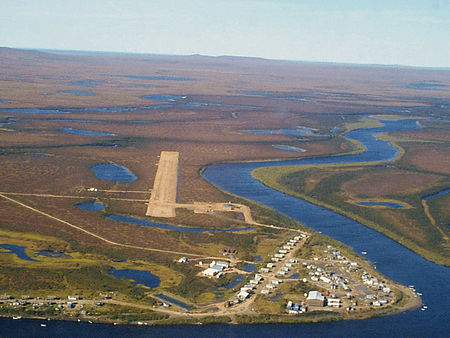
(2, 118), (449, 337)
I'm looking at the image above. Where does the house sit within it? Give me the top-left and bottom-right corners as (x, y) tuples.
(178, 257), (189, 263)
(261, 289), (270, 294)
(320, 276), (331, 284)
(260, 268), (270, 273)
(237, 291), (250, 301)
(215, 261), (230, 268)
(274, 253), (284, 258)
(327, 298), (341, 307)
(210, 264), (224, 272)
(279, 249), (288, 254)
(307, 291), (325, 307)
(202, 268), (220, 277)
(267, 263), (275, 268)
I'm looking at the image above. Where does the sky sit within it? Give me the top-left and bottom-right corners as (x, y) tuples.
(0, 0), (449, 68)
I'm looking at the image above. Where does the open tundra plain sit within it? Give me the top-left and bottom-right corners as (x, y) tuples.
(0, 48), (448, 324)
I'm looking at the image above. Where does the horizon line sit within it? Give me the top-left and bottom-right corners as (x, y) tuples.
(3, 46), (450, 71)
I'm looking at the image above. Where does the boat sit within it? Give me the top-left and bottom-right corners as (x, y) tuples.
(12, 316), (22, 320)
(361, 251), (367, 255)
(40, 324), (47, 327)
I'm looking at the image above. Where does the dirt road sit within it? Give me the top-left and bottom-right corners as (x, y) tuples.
(146, 151), (179, 217)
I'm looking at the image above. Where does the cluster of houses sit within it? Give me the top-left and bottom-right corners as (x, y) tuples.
(302, 260), (351, 292)
(201, 260), (230, 278)
(0, 294), (90, 314)
(286, 290), (344, 315)
(235, 273), (264, 301)
(219, 248), (238, 257)
(326, 246), (393, 306)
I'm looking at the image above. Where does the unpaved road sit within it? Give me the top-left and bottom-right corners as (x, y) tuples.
(146, 151), (179, 217)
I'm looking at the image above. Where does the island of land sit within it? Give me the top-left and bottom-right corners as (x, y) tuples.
(0, 47), (447, 325)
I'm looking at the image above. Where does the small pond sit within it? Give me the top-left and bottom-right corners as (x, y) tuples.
(0, 244), (36, 261)
(142, 94), (187, 102)
(224, 274), (245, 289)
(76, 202), (106, 211)
(109, 268), (160, 288)
(273, 145), (306, 153)
(58, 90), (95, 96)
(48, 118), (103, 123)
(61, 127), (116, 136)
(91, 164), (137, 182)
(241, 263), (257, 272)
(27, 153), (52, 157)
(2, 108), (71, 114)
(271, 293), (283, 301)
(246, 129), (329, 137)
(108, 214), (254, 233)
(355, 201), (406, 208)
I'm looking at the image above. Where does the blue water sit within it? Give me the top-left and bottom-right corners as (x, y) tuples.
(273, 145), (306, 153)
(108, 214), (255, 233)
(109, 268), (160, 288)
(355, 201), (406, 208)
(155, 294), (191, 310)
(242, 263), (257, 272)
(58, 90), (95, 96)
(0, 244), (37, 261)
(276, 97), (308, 101)
(61, 127), (116, 136)
(255, 255), (262, 262)
(0, 99), (9, 103)
(247, 129), (329, 137)
(69, 80), (100, 87)
(91, 164), (137, 182)
(142, 94), (187, 101)
(270, 293), (283, 300)
(2, 108), (71, 114)
(233, 90), (273, 95)
(224, 274), (245, 289)
(47, 118), (103, 123)
(422, 188), (450, 201)
(77, 202), (106, 211)
(28, 153), (52, 157)
(141, 95), (259, 110)
(288, 273), (300, 279)
(35, 250), (70, 258)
